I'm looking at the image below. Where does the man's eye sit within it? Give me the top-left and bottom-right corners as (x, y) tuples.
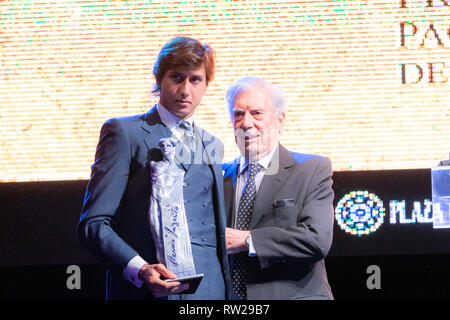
(170, 74), (183, 82)
(191, 77), (202, 83)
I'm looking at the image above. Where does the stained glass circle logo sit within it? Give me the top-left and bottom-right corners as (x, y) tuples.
(335, 190), (386, 236)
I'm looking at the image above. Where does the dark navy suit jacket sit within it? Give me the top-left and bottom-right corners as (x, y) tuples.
(77, 106), (231, 299)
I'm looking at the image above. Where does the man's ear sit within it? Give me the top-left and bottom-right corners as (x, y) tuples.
(278, 111), (286, 133)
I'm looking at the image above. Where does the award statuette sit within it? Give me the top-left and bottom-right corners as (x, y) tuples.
(148, 138), (203, 294)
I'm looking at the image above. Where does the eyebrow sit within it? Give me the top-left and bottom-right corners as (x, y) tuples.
(233, 106), (264, 112)
(168, 70), (204, 78)
(191, 74), (204, 79)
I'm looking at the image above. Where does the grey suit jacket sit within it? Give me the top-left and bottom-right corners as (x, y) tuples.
(223, 145), (334, 300)
(77, 106), (231, 299)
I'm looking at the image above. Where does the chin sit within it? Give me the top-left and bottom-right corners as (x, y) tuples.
(244, 148), (265, 161)
(176, 109), (194, 119)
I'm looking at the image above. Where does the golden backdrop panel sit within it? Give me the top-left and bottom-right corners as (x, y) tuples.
(0, 0), (449, 182)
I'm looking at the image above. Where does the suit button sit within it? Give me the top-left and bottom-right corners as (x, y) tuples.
(201, 235), (207, 242)
(202, 201), (207, 207)
(202, 218), (207, 225)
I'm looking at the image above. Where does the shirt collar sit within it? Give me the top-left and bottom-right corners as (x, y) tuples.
(238, 144), (278, 176)
(157, 101), (194, 129)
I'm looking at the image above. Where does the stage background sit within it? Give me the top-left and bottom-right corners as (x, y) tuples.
(1, 0), (450, 299)
(1, 0), (449, 182)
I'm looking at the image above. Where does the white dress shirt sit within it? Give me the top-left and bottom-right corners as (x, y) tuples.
(234, 146), (278, 257)
(123, 102), (195, 288)
(156, 101), (194, 142)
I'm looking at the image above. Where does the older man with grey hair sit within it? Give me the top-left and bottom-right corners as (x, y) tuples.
(223, 76), (335, 300)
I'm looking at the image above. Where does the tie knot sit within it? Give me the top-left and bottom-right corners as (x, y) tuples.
(179, 120), (194, 138)
(248, 162), (263, 177)
(179, 120), (192, 132)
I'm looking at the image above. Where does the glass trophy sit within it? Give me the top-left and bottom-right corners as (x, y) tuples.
(149, 138), (203, 294)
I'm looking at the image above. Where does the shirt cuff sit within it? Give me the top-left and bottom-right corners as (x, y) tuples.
(248, 234), (257, 257)
(123, 255), (147, 288)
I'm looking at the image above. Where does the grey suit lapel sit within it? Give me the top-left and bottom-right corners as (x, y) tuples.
(142, 106), (194, 171)
(185, 124), (209, 174)
(250, 145), (294, 228)
(142, 105), (173, 154)
(183, 126), (204, 179)
(192, 125), (222, 183)
(141, 106), (198, 174)
(195, 126), (223, 166)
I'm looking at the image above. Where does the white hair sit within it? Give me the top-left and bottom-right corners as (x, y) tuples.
(225, 76), (286, 121)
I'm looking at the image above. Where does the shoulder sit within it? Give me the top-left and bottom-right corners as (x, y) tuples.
(103, 113), (145, 129)
(290, 151), (329, 165)
(100, 110), (156, 139)
(284, 149), (333, 191)
(102, 105), (157, 128)
(281, 146), (332, 173)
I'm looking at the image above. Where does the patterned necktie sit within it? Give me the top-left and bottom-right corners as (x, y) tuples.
(232, 162), (263, 300)
(179, 120), (195, 162)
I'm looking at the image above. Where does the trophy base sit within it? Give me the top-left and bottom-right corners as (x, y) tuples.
(165, 273), (204, 294)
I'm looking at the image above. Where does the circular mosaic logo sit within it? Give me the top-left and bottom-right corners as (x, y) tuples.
(335, 190), (386, 236)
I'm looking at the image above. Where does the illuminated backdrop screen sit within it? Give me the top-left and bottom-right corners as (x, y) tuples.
(1, 0), (449, 182)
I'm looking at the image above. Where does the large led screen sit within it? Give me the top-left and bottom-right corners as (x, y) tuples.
(1, 0), (449, 182)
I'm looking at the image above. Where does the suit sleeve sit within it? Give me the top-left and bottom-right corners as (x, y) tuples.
(77, 118), (139, 272)
(251, 157), (334, 268)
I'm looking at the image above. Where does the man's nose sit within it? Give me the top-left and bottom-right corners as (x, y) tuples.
(241, 112), (254, 129)
(179, 80), (190, 97)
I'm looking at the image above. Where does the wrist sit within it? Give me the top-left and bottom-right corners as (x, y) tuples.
(138, 264), (149, 281)
(245, 232), (251, 250)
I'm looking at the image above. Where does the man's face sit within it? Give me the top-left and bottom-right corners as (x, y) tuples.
(232, 89), (285, 161)
(158, 64), (208, 120)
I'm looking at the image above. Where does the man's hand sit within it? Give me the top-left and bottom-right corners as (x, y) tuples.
(226, 228), (250, 254)
(138, 263), (189, 298)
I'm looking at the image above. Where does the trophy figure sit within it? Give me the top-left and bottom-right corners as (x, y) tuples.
(148, 138), (203, 291)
